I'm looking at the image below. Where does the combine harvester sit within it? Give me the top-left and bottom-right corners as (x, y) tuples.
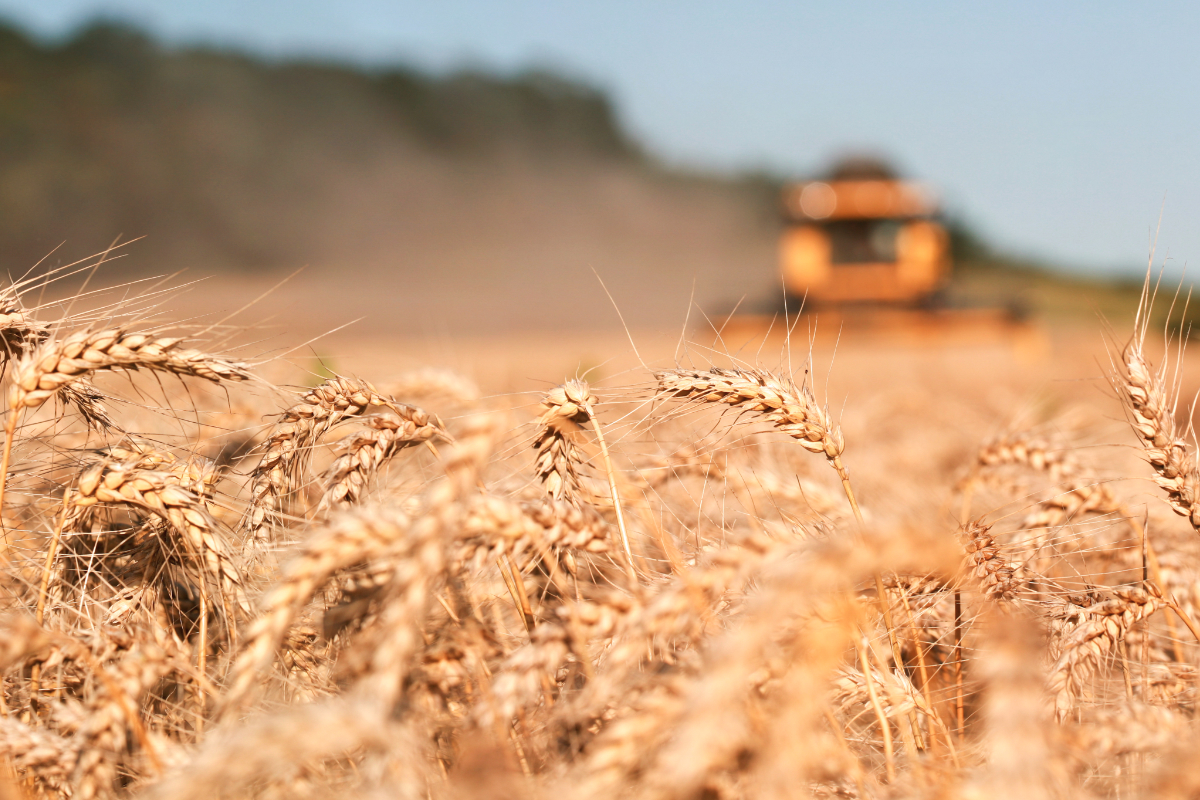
(719, 158), (1037, 352)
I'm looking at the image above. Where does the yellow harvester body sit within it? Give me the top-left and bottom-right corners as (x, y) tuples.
(780, 178), (950, 305)
(719, 161), (1039, 355)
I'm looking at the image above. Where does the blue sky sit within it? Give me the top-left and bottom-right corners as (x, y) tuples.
(3, 0), (1199, 276)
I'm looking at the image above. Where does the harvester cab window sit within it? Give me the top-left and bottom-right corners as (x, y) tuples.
(826, 219), (902, 264)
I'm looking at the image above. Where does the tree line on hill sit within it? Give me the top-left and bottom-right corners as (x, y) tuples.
(0, 19), (669, 273)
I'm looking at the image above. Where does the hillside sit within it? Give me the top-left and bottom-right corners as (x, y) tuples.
(0, 20), (784, 333)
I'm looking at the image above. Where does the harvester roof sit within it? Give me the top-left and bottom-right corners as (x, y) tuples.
(783, 156), (937, 223)
(783, 179), (936, 222)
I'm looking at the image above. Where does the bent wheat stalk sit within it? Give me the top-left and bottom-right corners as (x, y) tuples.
(317, 407), (449, 510)
(245, 376), (401, 544)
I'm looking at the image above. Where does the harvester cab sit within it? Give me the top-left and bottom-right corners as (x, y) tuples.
(780, 159), (949, 307)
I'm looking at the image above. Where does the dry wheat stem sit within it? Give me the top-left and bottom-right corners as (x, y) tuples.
(856, 636), (896, 781)
(1123, 507), (1186, 661)
(583, 402), (636, 585)
(896, 588), (956, 763)
(34, 490), (73, 627)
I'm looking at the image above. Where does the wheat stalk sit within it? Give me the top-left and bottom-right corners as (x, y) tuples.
(536, 380), (635, 584)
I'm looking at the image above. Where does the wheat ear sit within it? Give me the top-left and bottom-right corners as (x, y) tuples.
(67, 458), (247, 617)
(244, 376), (398, 543)
(0, 328), (248, 527)
(537, 380), (635, 582)
(533, 381), (592, 505)
(655, 366), (848, 483)
(1048, 586), (1163, 720)
(455, 495), (609, 578)
(222, 507), (413, 715)
(1119, 339), (1200, 531)
(655, 366), (904, 672)
(0, 302), (114, 430)
(961, 520), (1018, 601)
(968, 425), (1186, 657)
(317, 406), (449, 510)
(349, 414), (497, 706)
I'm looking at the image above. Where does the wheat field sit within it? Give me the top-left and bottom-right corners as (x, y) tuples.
(0, 258), (1198, 799)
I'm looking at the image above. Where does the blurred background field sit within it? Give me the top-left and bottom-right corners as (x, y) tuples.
(0, 5), (1196, 408)
(0, 11), (1178, 350)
